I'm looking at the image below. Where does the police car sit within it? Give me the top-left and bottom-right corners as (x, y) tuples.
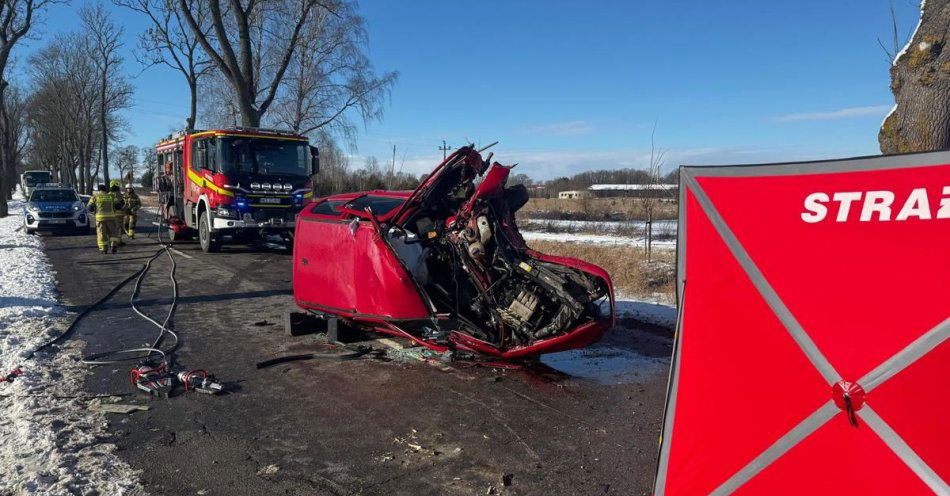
(23, 183), (91, 235)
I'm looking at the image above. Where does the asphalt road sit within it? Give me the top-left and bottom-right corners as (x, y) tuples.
(40, 212), (672, 496)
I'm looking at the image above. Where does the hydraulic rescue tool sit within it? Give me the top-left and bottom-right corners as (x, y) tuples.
(130, 361), (174, 397)
(176, 369), (224, 394)
(130, 361), (224, 397)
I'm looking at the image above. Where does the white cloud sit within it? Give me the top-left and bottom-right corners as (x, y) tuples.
(771, 105), (893, 123)
(523, 120), (595, 136)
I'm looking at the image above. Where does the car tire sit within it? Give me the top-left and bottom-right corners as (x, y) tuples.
(198, 210), (220, 253)
(26, 228), (35, 235)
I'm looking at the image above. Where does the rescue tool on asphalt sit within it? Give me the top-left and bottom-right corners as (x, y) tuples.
(130, 362), (224, 397)
(292, 144), (616, 358)
(154, 127), (319, 252)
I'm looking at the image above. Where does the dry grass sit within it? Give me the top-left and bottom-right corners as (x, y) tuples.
(521, 197), (678, 221)
(528, 239), (676, 302)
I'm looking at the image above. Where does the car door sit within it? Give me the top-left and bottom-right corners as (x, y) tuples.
(293, 200), (360, 314)
(351, 220), (429, 319)
(294, 196), (429, 320)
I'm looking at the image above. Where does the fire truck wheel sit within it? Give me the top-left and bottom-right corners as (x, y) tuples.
(198, 210), (221, 253)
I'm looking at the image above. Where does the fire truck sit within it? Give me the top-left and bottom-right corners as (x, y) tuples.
(155, 128), (319, 252)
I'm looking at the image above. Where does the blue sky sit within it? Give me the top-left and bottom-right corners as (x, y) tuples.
(18, 0), (921, 179)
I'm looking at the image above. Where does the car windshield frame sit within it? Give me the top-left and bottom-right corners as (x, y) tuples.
(217, 136), (310, 177)
(30, 189), (77, 202)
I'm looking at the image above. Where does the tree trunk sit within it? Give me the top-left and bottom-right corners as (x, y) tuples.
(188, 79), (197, 131)
(4, 160), (15, 200)
(0, 81), (9, 216)
(880, 0), (950, 153)
(100, 77), (111, 184)
(237, 87), (260, 127)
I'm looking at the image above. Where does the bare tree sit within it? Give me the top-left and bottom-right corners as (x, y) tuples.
(643, 122), (666, 262)
(3, 86), (29, 198)
(179, 0), (395, 134)
(269, 2), (396, 141)
(27, 31), (118, 195)
(310, 131), (348, 195)
(116, 0), (212, 129)
(82, 3), (132, 187)
(177, 0), (323, 126)
(880, 0), (950, 153)
(28, 36), (97, 193)
(113, 144), (139, 183)
(197, 70), (242, 127)
(0, 0), (61, 216)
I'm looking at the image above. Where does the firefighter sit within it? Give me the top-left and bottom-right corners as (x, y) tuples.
(109, 181), (126, 245)
(86, 184), (120, 254)
(122, 184), (142, 238)
(157, 161), (174, 211)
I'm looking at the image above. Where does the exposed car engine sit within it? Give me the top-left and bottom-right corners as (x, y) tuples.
(394, 152), (610, 348)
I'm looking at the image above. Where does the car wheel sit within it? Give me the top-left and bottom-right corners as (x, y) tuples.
(26, 228), (35, 235)
(198, 210), (220, 253)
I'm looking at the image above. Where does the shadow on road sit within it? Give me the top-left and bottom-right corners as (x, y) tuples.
(63, 288), (293, 313)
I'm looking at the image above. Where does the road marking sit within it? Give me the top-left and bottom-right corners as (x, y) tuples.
(170, 248), (194, 259)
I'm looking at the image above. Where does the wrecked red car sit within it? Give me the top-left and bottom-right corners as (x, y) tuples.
(292, 146), (615, 358)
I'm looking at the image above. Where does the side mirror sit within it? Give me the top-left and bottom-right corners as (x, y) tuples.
(309, 145), (320, 175)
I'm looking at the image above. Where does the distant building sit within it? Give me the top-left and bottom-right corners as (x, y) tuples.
(558, 190), (592, 199)
(587, 183), (678, 198)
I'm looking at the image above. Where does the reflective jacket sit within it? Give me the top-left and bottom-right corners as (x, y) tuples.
(87, 193), (118, 222)
(123, 192), (142, 213)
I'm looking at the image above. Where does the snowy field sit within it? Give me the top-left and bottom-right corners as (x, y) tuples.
(0, 193), (143, 495)
(518, 218), (678, 249)
(520, 218), (678, 233)
(519, 230), (677, 249)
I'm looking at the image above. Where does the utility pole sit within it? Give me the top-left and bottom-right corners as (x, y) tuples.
(439, 140), (452, 160)
(390, 144), (396, 188)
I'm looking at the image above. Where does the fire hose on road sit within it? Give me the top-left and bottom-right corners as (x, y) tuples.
(1, 215), (223, 398)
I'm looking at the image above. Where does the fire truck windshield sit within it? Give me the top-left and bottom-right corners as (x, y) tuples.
(218, 137), (309, 177)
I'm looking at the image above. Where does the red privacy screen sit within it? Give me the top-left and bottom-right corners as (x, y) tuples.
(654, 152), (949, 495)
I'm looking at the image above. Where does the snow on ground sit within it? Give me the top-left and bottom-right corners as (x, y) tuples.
(519, 230), (677, 249)
(539, 298), (677, 384)
(540, 344), (668, 385)
(615, 298), (677, 329)
(520, 218), (677, 232)
(0, 192), (144, 495)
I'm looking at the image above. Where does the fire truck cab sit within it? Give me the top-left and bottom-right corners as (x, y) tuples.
(155, 128), (319, 252)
